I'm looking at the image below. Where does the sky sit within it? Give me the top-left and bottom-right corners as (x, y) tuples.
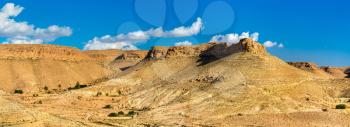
(0, 0), (349, 66)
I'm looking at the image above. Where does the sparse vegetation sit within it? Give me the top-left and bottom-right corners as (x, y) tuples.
(103, 104), (113, 109)
(118, 111), (124, 115)
(107, 111), (124, 117)
(127, 110), (136, 116)
(118, 90), (122, 95)
(336, 104), (346, 109)
(44, 86), (49, 91)
(34, 100), (43, 104)
(108, 112), (119, 117)
(96, 91), (102, 97)
(14, 89), (23, 94)
(107, 111), (137, 117)
(68, 81), (88, 90)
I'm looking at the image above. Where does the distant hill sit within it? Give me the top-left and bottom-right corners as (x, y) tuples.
(0, 44), (117, 93)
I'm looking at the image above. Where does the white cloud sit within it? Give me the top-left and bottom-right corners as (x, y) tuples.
(211, 32), (284, 48)
(263, 41), (284, 48)
(263, 41), (277, 47)
(175, 41), (192, 46)
(210, 32), (259, 44)
(0, 3), (72, 44)
(84, 18), (203, 50)
(84, 37), (138, 50)
(278, 43), (284, 48)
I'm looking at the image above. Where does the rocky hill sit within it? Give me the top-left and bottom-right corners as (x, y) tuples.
(2, 39), (350, 126)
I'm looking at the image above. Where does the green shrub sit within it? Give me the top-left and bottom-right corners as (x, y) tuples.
(108, 111), (125, 117)
(336, 104), (346, 109)
(44, 86), (49, 91)
(127, 110), (136, 116)
(103, 105), (113, 109)
(117, 111), (124, 115)
(108, 112), (118, 117)
(96, 92), (102, 97)
(68, 81), (88, 90)
(14, 89), (23, 94)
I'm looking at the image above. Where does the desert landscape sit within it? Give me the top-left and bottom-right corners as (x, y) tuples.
(0, 38), (350, 126)
(1, 1), (350, 127)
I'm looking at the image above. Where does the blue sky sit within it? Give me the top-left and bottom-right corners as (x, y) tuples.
(0, 0), (349, 66)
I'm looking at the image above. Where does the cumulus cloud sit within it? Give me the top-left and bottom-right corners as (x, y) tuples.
(210, 32), (284, 48)
(0, 3), (72, 44)
(263, 41), (277, 47)
(278, 43), (284, 48)
(263, 41), (284, 48)
(175, 41), (192, 46)
(84, 18), (203, 50)
(210, 32), (259, 44)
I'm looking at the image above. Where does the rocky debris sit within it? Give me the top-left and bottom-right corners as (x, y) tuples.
(116, 50), (148, 60)
(288, 62), (319, 71)
(146, 38), (267, 60)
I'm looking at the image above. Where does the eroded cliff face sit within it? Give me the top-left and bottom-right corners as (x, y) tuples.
(116, 50), (148, 60)
(83, 49), (124, 62)
(146, 38), (267, 60)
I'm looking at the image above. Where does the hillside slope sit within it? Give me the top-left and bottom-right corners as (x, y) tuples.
(0, 44), (116, 93)
(5, 39), (350, 126)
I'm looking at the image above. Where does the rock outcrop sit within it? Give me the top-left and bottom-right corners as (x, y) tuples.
(146, 38), (267, 60)
(321, 66), (350, 78)
(83, 49), (124, 62)
(288, 62), (350, 78)
(238, 38), (267, 54)
(116, 50), (148, 60)
(288, 62), (319, 71)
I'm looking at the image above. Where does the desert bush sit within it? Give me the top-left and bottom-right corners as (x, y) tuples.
(127, 110), (137, 116)
(96, 92), (102, 97)
(68, 81), (88, 90)
(44, 86), (49, 91)
(14, 89), (23, 94)
(108, 112), (118, 117)
(336, 104), (346, 109)
(117, 111), (124, 115)
(103, 104), (113, 109)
